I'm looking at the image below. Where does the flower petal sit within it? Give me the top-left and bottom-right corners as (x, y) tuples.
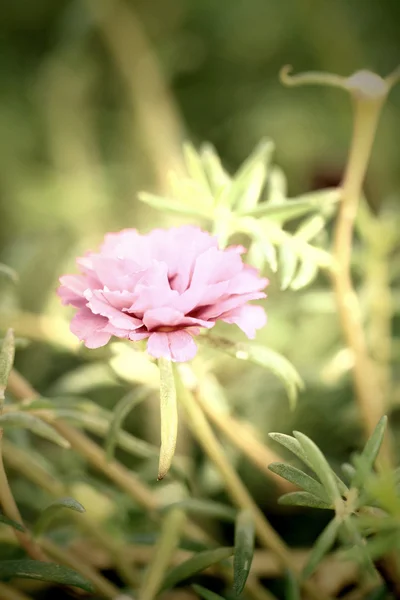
(147, 330), (198, 362)
(221, 304), (267, 338)
(70, 308), (111, 348)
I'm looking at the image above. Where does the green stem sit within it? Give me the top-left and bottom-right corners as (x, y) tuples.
(138, 508), (186, 600)
(175, 366), (331, 600)
(157, 357), (178, 480)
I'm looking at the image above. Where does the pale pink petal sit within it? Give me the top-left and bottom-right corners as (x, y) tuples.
(84, 290), (142, 330)
(221, 304), (267, 338)
(70, 308), (111, 348)
(198, 291), (266, 320)
(147, 330), (198, 362)
(142, 307), (214, 331)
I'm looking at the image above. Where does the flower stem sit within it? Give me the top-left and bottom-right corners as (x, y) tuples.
(157, 357), (178, 480)
(175, 366), (331, 600)
(332, 93), (391, 463)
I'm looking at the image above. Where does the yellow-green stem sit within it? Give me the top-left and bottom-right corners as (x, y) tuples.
(138, 508), (186, 600)
(332, 94), (391, 463)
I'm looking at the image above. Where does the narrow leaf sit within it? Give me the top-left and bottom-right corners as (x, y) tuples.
(183, 142), (212, 194)
(161, 547), (233, 591)
(285, 570), (301, 600)
(233, 509), (255, 595)
(158, 358), (178, 480)
(0, 513), (25, 532)
(289, 258), (319, 290)
(33, 497), (85, 538)
(0, 560), (94, 592)
(0, 413), (70, 448)
(0, 329), (15, 404)
(105, 389), (148, 461)
(352, 416), (387, 489)
(268, 463), (329, 502)
(0, 263), (18, 284)
(237, 189), (339, 220)
(226, 139), (274, 210)
(203, 337), (303, 408)
(293, 432), (341, 504)
(138, 192), (209, 219)
(279, 243), (298, 290)
(193, 584), (227, 600)
(161, 499), (236, 522)
(303, 518), (339, 578)
(200, 143), (230, 193)
(268, 433), (309, 465)
(278, 492), (332, 509)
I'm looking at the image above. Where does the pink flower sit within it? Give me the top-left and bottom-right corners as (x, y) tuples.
(58, 226), (268, 362)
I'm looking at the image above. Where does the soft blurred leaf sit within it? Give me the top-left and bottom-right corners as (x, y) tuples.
(237, 189), (339, 221)
(162, 499), (236, 522)
(161, 547), (234, 591)
(105, 389), (148, 462)
(0, 329), (14, 403)
(352, 416), (387, 489)
(200, 144), (230, 194)
(0, 263), (18, 284)
(284, 570), (301, 600)
(224, 139), (274, 210)
(233, 509), (255, 595)
(303, 518), (340, 578)
(138, 192), (210, 218)
(0, 513), (25, 533)
(278, 492), (332, 509)
(33, 497), (85, 538)
(183, 142), (213, 196)
(203, 336), (303, 407)
(268, 463), (329, 501)
(290, 258), (319, 290)
(0, 412), (70, 448)
(279, 242), (298, 290)
(193, 584), (227, 600)
(0, 560), (94, 592)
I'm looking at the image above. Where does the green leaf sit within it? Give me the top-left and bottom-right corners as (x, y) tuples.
(200, 144), (230, 194)
(202, 337), (303, 408)
(0, 263), (18, 284)
(158, 358), (178, 480)
(0, 412), (70, 448)
(0, 560), (94, 592)
(289, 258), (319, 290)
(268, 463), (330, 502)
(278, 492), (332, 509)
(183, 142), (213, 194)
(0, 329), (15, 404)
(279, 242), (298, 290)
(105, 389), (148, 461)
(33, 497), (85, 538)
(161, 547), (234, 591)
(237, 189), (339, 220)
(138, 192), (210, 219)
(0, 513), (25, 532)
(268, 433), (309, 464)
(284, 570), (301, 600)
(293, 432), (342, 505)
(303, 518), (340, 578)
(192, 584), (227, 600)
(352, 416), (387, 489)
(341, 463), (356, 482)
(236, 217), (278, 272)
(233, 509), (255, 595)
(161, 499), (236, 523)
(226, 139), (274, 210)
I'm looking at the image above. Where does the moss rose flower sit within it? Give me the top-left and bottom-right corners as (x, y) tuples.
(58, 226), (268, 362)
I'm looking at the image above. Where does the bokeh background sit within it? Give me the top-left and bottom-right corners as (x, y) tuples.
(1, 1), (400, 597)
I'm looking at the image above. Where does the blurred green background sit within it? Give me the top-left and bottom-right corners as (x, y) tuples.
(1, 1), (400, 595)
